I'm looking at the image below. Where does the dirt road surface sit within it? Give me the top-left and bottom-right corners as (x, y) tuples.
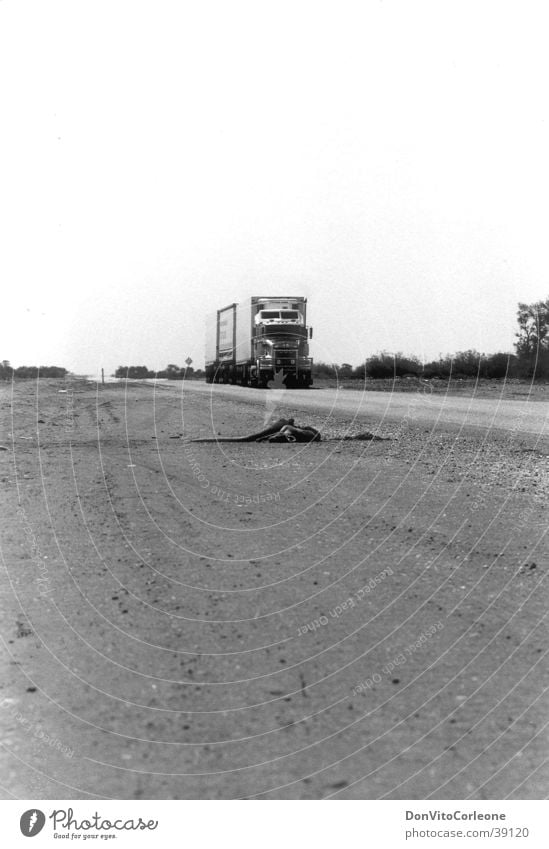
(1, 378), (548, 799)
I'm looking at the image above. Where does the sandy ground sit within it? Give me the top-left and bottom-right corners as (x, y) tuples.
(1, 378), (548, 800)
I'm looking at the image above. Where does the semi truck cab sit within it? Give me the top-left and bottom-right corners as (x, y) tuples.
(252, 323), (312, 387)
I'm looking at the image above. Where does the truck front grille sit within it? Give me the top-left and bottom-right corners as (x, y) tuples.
(274, 349), (298, 365)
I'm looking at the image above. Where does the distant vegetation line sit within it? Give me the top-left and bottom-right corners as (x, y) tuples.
(3, 297), (549, 381)
(113, 364), (204, 380)
(111, 348), (548, 384)
(0, 361), (67, 379)
(315, 351), (530, 381)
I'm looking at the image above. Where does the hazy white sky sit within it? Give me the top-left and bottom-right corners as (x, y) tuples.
(2, 0), (549, 374)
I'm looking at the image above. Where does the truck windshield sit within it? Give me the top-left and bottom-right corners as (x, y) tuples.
(257, 310), (301, 321)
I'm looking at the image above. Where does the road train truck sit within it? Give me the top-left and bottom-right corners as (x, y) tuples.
(205, 296), (313, 388)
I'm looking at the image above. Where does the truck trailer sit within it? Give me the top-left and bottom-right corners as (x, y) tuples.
(205, 296), (313, 388)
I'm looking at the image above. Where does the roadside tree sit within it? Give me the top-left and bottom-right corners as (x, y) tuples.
(515, 297), (549, 377)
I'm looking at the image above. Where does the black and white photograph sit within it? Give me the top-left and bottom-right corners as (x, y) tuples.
(1, 0), (548, 844)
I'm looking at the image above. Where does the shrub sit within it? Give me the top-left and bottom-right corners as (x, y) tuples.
(365, 352), (422, 379)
